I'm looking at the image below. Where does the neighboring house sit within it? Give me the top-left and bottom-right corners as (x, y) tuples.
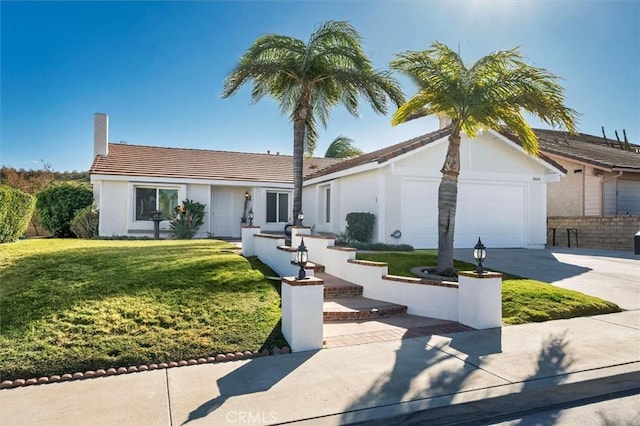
(89, 113), (339, 238)
(530, 129), (640, 217)
(302, 125), (566, 249)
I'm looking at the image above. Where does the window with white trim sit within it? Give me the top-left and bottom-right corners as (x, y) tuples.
(135, 187), (179, 221)
(266, 191), (289, 223)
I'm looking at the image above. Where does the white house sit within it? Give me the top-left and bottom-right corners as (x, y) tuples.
(302, 126), (566, 249)
(90, 113), (565, 248)
(89, 113), (339, 238)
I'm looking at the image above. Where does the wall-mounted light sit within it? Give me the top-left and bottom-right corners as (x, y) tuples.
(296, 237), (308, 280)
(244, 191), (251, 201)
(297, 211), (304, 226)
(473, 237), (487, 274)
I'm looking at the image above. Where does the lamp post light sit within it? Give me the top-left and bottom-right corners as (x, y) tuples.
(473, 237), (487, 274)
(296, 237), (308, 280)
(248, 208), (254, 226)
(297, 211), (304, 226)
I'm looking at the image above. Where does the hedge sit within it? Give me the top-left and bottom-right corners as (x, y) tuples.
(36, 184), (93, 237)
(0, 186), (36, 243)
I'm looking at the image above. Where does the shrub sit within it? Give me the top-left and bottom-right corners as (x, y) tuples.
(345, 212), (375, 242)
(36, 184), (93, 237)
(170, 199), (206, 239)
(70, 206), (99, 239)
(0, 186), (36, 243)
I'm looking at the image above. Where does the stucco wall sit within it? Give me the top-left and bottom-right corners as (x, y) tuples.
(547, 216), (640, 251)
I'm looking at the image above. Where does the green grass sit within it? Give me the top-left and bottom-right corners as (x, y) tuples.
(0, 239), (286, 380)
(356, 250), (622, 325)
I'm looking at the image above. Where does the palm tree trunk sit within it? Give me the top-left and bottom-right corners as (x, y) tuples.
(293, 118), (305, 226)
(436, 130), (461, 276)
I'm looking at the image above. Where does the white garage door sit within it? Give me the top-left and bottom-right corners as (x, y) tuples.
(401, 179), (526, 248)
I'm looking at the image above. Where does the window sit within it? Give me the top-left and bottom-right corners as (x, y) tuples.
(266, 191), (289, 223)
(325, 187), (331, 223)
(135, 187), (179, 221)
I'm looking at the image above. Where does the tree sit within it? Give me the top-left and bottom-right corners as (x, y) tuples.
(324, 136), (364, 159)
(222, 20), (404, 225)
(37, 183), (93, 237)
(390, 42), (577, 276)
(1, 162), (54, 236)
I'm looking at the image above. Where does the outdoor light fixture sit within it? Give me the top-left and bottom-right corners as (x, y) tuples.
(248, 208), (254, 226)
(297, 211), (305, 225)
(244, 191), (251, 201)
(296, 237), (309, 280)
(473, 237), (487, 274)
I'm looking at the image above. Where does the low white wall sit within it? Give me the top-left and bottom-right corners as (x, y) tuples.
(243, 226), (501, 329)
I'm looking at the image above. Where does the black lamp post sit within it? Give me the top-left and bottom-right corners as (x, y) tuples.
(248, 208), (254, 227)
(296, 237), (308, 280)
(473, 237), (487, 274)
(297, 211), (304, 226)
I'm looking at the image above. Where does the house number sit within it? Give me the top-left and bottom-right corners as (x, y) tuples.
(532, 177), (541, 181)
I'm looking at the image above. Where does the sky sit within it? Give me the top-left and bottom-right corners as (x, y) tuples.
(1, 0), (639, 172)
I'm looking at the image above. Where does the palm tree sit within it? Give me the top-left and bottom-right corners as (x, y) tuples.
(222, 21), (404, 225)
(324, 136), (364, 158)
(390, 42), (577, 276)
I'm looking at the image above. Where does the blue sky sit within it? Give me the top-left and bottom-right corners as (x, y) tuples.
(1, 0), (639, 172)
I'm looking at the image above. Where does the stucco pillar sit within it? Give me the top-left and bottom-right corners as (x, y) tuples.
(241, 226), (261, 257)
(457, 271), (503, 329)
(281, 276), (324, 352)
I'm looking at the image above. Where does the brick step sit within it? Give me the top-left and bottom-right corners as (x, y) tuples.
(315, 272), (363, 298)
(323, 297), (408, 321)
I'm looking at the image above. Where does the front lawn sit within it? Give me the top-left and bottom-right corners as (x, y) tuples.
(356, 251), (622, 325)
(0, 239), (285, 381)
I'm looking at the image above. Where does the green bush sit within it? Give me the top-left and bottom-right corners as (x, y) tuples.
(170, 199), (206, 239)
(36, 184), (93, 237)
(70, 206), (99, 239)
(345, 212), (375, 242)
(0, 186), (36, 243)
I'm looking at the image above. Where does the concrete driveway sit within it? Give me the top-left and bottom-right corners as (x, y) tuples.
(454, 247), (640, 311)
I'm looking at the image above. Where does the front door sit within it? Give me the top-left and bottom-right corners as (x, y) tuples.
(212, 189), (233, 237)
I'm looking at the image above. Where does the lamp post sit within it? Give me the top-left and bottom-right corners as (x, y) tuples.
(473, 237), (487, 274)
(150, 210), (163, 240)
(248, 208), (254, 226)
(296, 237), (308, 280)
(297, 211), (304, 226)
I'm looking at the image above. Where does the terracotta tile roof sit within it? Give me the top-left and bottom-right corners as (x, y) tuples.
(306, 127), (452, 180)
(533, 129), (640, 172)
(89, 144), (342, 183)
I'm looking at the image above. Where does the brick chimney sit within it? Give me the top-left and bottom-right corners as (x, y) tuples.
(94, 113), (109, 157)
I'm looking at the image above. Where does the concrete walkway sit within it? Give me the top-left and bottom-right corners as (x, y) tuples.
(1, 311), (638, 425)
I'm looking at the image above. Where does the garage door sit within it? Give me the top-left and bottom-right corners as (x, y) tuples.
(401, 179), (526, 248)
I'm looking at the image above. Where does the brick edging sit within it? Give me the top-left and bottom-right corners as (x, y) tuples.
(0, 346), (291, 390)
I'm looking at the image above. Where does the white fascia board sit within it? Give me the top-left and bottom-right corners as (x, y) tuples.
(303, 134), (449, 186)
(489, 130), (567, 176)
(303, 162), (380, 186)
(89, 174), (292, 189)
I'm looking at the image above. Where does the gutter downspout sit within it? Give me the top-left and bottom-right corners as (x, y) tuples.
(601, 171), (623, 216)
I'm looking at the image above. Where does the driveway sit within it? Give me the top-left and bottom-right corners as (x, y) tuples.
(454, 247), (640, 311)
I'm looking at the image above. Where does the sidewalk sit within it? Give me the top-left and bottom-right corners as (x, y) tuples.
(1, 310), (638, 425)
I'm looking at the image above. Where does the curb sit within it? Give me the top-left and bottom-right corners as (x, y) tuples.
(0, 346), (291, 390)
